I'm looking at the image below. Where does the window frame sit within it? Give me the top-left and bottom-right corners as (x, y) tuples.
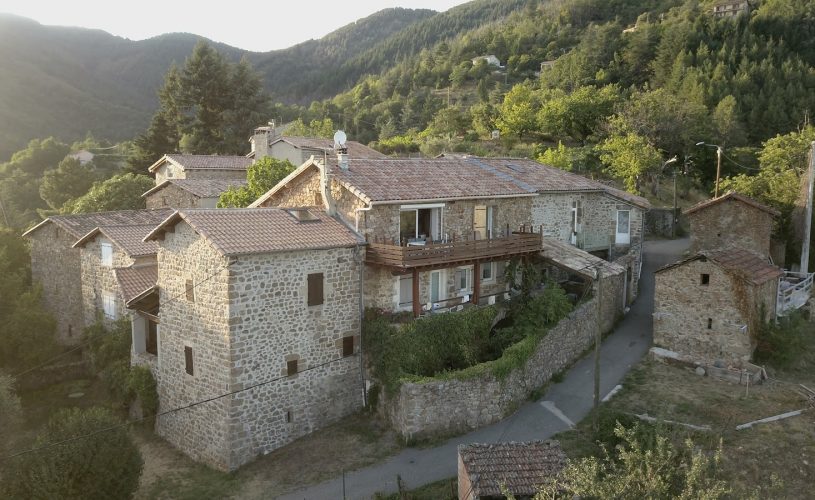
(100, 242), (113, 267)
(102, 291), (117, 320)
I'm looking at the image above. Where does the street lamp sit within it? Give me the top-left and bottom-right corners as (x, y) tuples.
(696, 142), (724, 198)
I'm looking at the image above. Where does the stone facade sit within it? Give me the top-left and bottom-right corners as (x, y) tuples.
(654, 258), (777, 363)
(154, 223), (363, 470)
(28, 223), (85, 344)
(385, 299), (598, 440)
(645, 208), (682, 238)
(79, 237), (143, 326)
(154, 163), (247, 184)
(145, 183), (217, 210)
(687, 198), (774, 257)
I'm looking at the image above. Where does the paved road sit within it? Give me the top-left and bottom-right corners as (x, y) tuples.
(280, 238), (689, 500)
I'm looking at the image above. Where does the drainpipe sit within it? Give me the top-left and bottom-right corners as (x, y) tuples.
(316, 155), (337, 217)
(354, 244), (367, 407)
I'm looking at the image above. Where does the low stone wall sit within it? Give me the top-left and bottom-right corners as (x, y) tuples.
(385, 299), (599, 440)
(18, 360), (90, 391)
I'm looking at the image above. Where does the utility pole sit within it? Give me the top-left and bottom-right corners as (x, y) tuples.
(801, 141), (815, 274)
(715, 146), (723, 198)
(673, 166), (678, 238)
(593, 267), (602, 432)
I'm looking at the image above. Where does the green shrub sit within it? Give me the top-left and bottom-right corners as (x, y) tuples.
(753, 312), (809, 369)
(128, 365), (159, 419)
(0, 372), (21, 447)
(1, 407), (143, 500)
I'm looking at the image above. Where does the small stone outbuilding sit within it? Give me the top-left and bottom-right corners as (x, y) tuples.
(654, 247), (782, 364)
(148, 154), (253, 184)
(144, 207), (366, 471)
(685, 192), (779, 258)
(458, 440), (566, 500)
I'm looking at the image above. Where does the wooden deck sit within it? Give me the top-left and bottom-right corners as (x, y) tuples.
(365, 231), (543, 270)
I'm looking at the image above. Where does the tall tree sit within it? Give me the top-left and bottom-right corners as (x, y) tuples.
(63, 174), (154, 214)
(39, 158), (96, 210)
(597, 132), (663, 194)
(217, 157), (296, 208)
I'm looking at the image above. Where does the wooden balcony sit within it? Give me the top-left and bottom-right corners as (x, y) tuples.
(365, 229), (543, 271)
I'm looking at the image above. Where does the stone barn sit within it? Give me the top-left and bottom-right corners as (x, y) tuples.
(685, 192), (779, 257)
(653, 247), (782, 363)
(144, 207), (365, 470)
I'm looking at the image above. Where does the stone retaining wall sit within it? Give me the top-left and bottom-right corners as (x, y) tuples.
(645, 208), (682, 238)
(384, 299), (598, 440)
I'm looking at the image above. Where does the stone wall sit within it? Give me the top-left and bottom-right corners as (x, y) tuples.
(653, 258), (769, 363)
(645, 208), (682, 238)
(268, 142), (310, 167)
(688, 200), (774, 256)
(80, 237), (134, 326)
(226, 246), (363, 468)
(184, 169), (248, 182)
(385, 299), (598, 440)
(28, 224), (85, 344)
(154, 223), (234, 470)
(145, 184), (202, 209)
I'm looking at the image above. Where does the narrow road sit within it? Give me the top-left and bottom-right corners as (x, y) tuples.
(279, 238), (689, 500)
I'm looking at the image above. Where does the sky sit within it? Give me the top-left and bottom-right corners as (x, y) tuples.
(1, 0), (470, 52)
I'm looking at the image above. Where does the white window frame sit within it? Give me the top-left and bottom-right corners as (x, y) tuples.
(456, 266), (474, 294)
(481, 261), (496, 283)
(474, 205), (494, 239)
(399, 203), (445, 242)
(398, 275), (413, 310)
(429, 270), (446, 305)
(100, 241), (113, 267)
(102, 291), (117, 320)
(615, 210), (631, 245)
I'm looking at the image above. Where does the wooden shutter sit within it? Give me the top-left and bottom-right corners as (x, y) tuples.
(307, 273), (324, 306)
(184, 346), (193, 375)
(287, 359), (298, 376)
(185, 279), (195, 302)
(147, 321), (158, 356)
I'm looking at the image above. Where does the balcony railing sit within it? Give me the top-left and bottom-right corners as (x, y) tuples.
(366, 230), (543, 270)
(576, 231), (614, 251)
(777, 271), (814, 316)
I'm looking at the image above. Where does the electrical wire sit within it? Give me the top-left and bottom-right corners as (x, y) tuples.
(0, 352), (358, 462)
(721, 152), (762, 172)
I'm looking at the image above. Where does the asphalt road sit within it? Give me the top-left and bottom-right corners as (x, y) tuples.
(279, 238), (689, 500)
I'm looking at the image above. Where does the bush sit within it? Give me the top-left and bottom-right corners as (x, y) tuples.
(128, 365), (159, 419)
(753, 312), (809, 369)
(1, 407), (143, 500)
(0, 372), (21, 447)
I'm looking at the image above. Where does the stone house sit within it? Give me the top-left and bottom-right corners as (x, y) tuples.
(712, 0), (749, 18)
(249, 127), (387, 167)
(653, 247), (782, 363)
(143, 208), (365, 470)
(72, 224), (163, 328)
(148, 154), (253, 184)
(251, 155), (648, 317)
(457, 440), (566, 500)
(22, 209), (172, 344)
(143, 178), (248, 209)
(685, 192), (779, 258)
(471, 54), (502, 67)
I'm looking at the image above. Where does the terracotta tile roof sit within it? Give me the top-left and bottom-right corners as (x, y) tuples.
(23, 209), (174, 240)
(142, 179), (248, 199)
(148, 154), (253, 173)
(73, 224), (160, 257)
(251, 156), (650, 208)
(145, 208), (364, 256)
(273, 136), (387, 159)
(684, 191), (780, 217)
(656, 247), (783, 285)
(115, 264), (157, 305)
(458, 440), (567, 498)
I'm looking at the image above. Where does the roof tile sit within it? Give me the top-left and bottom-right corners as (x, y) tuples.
(24, 209), (174, 240)
(115, 265), (157, 305)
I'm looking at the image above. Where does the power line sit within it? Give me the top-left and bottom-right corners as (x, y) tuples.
(1, 352), (358, 462)
(12, 259), (234, 379)
(721, 152), (762, 172)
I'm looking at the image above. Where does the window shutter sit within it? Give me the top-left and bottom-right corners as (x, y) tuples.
(343, 336), (354, 357)
(307, 273), (324, 306)
(185, 279), (195, 302)
(184, 346), (194, 375)
(287, 359), (298, 376)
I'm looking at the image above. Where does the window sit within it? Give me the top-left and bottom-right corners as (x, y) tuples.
(102, 291), (117, 320)
(314, 191), (322, 206)
(474, 205), (494, 239)
(399, 275), (413, 308)
(307, 273), (324, 306)
(184, 346), (194, 375)
(185, 279), (195, 302)
(481, 261), (495, 282)
(285, 410), (292, 423)
(615, 210), (631, 245)
(100, 242), (113, 267)
(456, 266), (473, 293)
(700, 274), (710, 286)
(399, 205), (443, 243)
(707, 318), (713, 330)
(287, 359), (298, 376)
(146, 321), (158, 356)
(342, 336), (355, 357)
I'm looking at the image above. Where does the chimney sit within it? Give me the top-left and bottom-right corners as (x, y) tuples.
(337, 148), (349, 171)
(316, 155), (337, 216)
(250, 122), (275, 160)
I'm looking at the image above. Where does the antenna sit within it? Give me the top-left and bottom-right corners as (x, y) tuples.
(333, 130), (347, 150)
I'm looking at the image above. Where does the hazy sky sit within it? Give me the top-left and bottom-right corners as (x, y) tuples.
(1, 1), (470, 52)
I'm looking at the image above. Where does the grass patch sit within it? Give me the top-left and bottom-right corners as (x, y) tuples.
(373, 477), (457, 500)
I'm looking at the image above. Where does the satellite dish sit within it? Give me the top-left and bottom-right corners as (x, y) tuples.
(333, 130), (347, 148)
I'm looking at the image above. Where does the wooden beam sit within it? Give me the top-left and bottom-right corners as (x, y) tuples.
(412, 267), (421, 318)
